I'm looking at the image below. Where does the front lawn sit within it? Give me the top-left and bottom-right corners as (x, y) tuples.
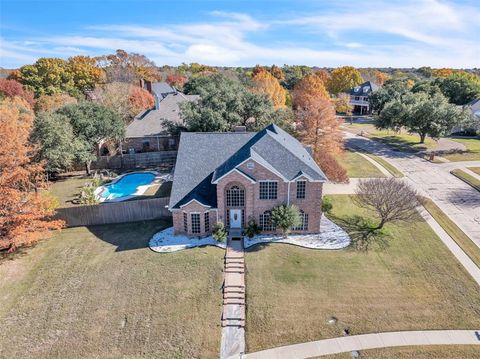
(336, 150), (385, 178)
(0, 220), (223, 359)
(245, 195), (480, 352)
(367, 129), (436, 152)
(321, 345), (480, 359)
(444, 138), (480, 162)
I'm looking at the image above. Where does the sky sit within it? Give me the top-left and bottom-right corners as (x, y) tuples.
(0, 0), (479, 69)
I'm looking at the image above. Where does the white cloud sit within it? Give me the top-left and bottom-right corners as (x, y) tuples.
(1, 1), (479, 68)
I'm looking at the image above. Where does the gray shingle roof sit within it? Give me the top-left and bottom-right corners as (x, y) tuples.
(125, 93), (199, 138)
(169, 132), (255, 209)
(349, 81), (379, 96)
(151, 82), (176, 97)
(169, 124), (327, 210)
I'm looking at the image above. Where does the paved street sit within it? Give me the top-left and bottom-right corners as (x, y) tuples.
(344, 132), (480, 248)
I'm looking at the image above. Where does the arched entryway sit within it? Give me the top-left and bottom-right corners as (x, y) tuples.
(225, 183), (245, 229)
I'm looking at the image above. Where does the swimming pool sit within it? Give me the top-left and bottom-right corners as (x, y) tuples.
(96, 172), (157, 202)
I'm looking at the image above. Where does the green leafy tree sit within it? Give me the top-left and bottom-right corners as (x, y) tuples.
(271, 204), (301, 238)
(56, 102), (125, 174)
(31, 112), (79, 172)
(369, 79), (409, 113)
(9, 56), (104, 98)
(437, 73), (480, 105)
(181, 73), (274, 132)
(281, 65), (312, 90)
(378, 91), (470, 143)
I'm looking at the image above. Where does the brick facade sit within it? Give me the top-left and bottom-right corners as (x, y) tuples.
(172, 201), (217, 237)
(173, 158), (323, 237)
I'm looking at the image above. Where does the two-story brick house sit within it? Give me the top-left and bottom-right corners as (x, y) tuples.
(168, 124), (327, 237)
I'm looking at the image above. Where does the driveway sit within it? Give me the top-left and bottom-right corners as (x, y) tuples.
(344, 132), (480, 248)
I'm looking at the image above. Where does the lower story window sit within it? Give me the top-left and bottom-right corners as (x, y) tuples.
(204, 212), (210, 232)
(259, 211), (276, 231)
(293, 211), (309, 231)
(183, 212), (188, 232)
(191, 213), (200, 234)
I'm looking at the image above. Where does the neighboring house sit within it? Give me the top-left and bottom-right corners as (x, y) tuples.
(467, 98), (480, 121)
(168, 124), (327, 237)
(123, 81), (199, 153)
(348, 81), (379, 115)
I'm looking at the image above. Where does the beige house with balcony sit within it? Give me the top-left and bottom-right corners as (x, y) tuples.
(348, 81), (379, 115)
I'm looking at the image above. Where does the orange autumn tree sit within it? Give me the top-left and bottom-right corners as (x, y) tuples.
(292, 73), (330, 109)
(251, 69), (287, 108)
(0, 97), (63, 253)
(295, 94), (347, 182)
(315, 70), (330, 85)
(374, 71), (390, 86)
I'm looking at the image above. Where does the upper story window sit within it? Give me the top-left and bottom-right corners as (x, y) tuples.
(296, 181), (306, 199)
(354, 96), (360, 101)
(259, 181), (277, 200)
(191, 213), (200, 234)
(226, 185), (245, 207)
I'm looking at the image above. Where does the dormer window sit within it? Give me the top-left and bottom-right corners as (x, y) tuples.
(354, 86), (360, 92)
(363, 87), (369, 93)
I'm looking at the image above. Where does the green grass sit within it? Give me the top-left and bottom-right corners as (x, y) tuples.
(367, 129), (436, 152)
(319, 345), (480, 359)
(444, 138), (480, 161)
(451, 169), (480, 192)
(468, 167), (480, 175)
(245, 195), (480, 352)
(48, 176), (92, 208)
(362, 153), (404, 177)
(0, 220), (223, 359)
(336, 150), (385, 178)
(421, 197), (480, 268)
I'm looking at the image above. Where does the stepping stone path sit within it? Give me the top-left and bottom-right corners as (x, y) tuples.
(220, 230), (246, 358)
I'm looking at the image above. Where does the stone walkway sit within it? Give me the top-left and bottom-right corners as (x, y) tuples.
(220, 231), (246, 359)
(236, 330), (480, 359)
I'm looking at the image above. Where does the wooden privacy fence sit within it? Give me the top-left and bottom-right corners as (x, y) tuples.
(91, 151), (177, 170)
(55, 197), (171, 227)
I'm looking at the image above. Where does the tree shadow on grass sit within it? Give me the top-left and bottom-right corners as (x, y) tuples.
(86, 218), (172, 252)
(327, 214), (390, 251)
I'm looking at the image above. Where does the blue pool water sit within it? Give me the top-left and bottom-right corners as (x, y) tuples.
(99, 172), (156, 200)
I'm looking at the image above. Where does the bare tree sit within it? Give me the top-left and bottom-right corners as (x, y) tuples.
(354, 178), (420, 230)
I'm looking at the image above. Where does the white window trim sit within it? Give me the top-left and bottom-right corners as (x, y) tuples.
(179, 199), (211, 209)
(211, 167), (256, 184)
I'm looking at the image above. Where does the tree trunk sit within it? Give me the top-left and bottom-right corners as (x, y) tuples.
(85, 161), (91, 176)
(419, 133), (427, 144)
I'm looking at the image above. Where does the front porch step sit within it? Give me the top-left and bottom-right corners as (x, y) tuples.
(225, 269), (245, 274)
(223, 299), (245, 305)
(224, 294), (245, 300)
(222, 320), (245, 327)
(224, 287), (245, 294)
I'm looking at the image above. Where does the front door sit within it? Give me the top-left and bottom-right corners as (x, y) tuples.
(229, 209), (242, 228)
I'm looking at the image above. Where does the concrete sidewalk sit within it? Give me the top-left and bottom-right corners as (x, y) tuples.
(237, 330), (480, 359)
(344, 133), (480, 247)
